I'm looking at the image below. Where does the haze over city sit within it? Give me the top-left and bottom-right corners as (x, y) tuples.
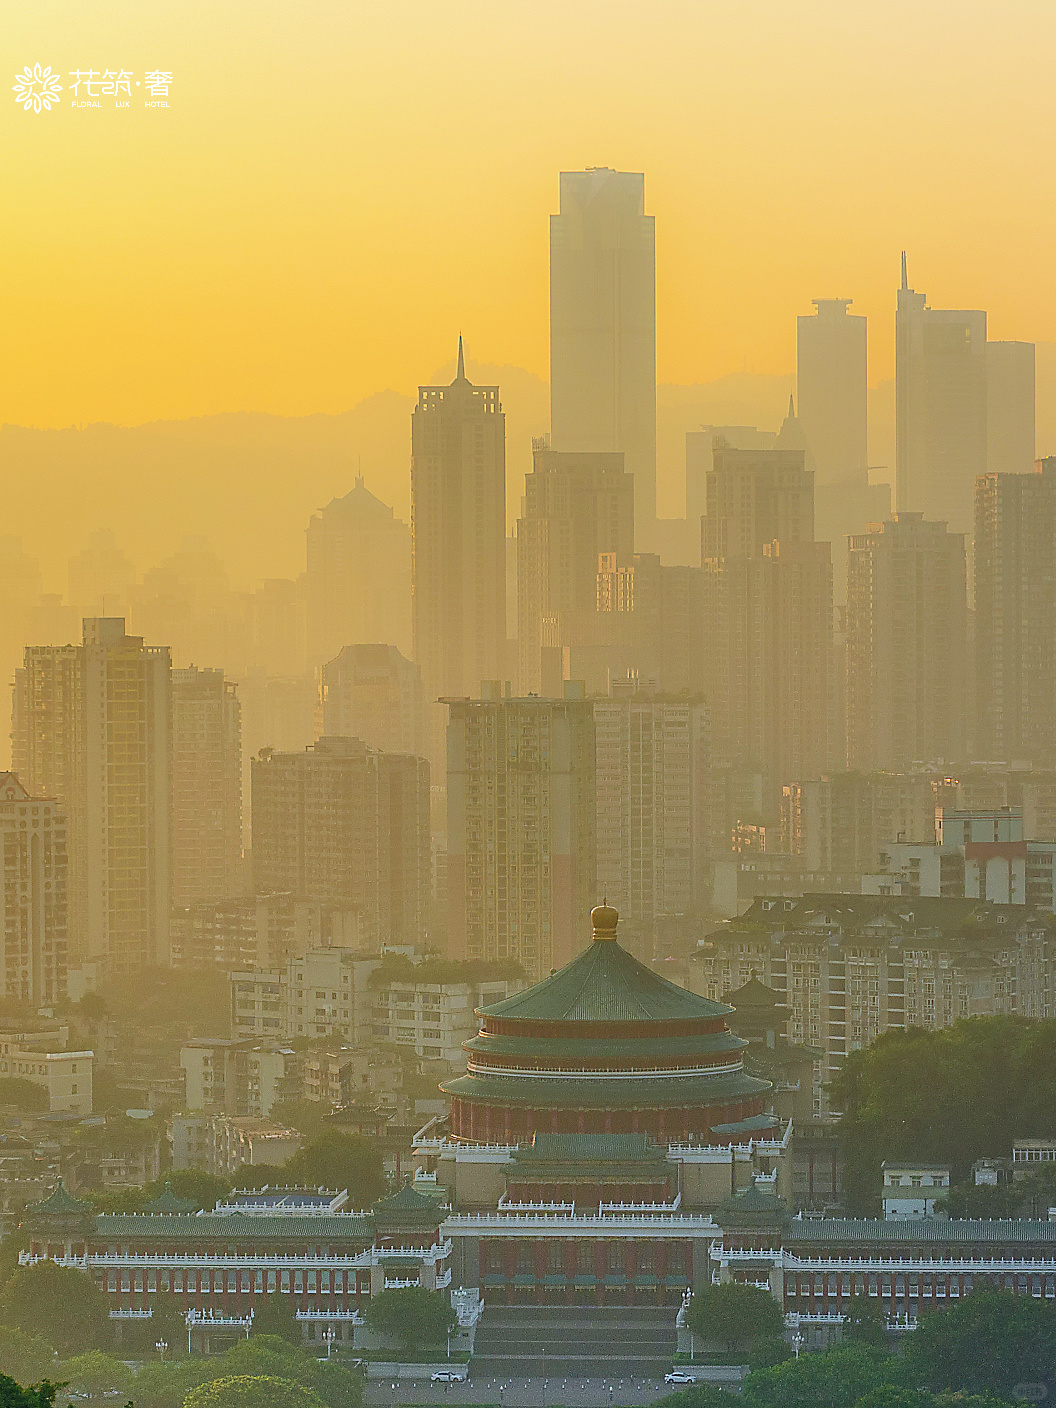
(5, 3), (1056, 1406)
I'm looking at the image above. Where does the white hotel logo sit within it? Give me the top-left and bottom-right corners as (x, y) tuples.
(13, 64), (62, 112)
(13, 65), (173, 110)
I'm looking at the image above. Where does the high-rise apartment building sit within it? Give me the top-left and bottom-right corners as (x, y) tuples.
(550, 169), (656, 542)
(701, 446), (833, 809)
(305, 476), (412, 665)
(691, 894), (1056, 1113)
(0, 773), (67, 1004)
(171, 667), (242, 907)
(986, 342), (1036, 476)
(320, 644), (425, 759)
(13, 618), (171, 973)
(593, 678), (707, 924)
(845, 515), (967, 772)
(685, 427), (776, 535)
(797, 299), (867, 487)
(251, 736), (430, 949)
(446, 685), (596, 980)
(780, 773), (939, 874)
(516, 444), (633, 694)
(411, 342), (506, 768)
(895, 258), (987, 533)
(975, 459), (1056, 765)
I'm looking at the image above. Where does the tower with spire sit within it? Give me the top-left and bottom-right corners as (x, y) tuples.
(411, 340), (507, 768)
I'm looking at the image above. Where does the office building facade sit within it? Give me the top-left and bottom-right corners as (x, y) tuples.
(550, 169), (656, 540)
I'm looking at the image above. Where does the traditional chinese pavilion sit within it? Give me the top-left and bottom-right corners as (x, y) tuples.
(441, 904), (771, 1145)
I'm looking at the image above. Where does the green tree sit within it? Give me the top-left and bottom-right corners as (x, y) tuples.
(831, 1016), (1056, 1212)
(0, 1331), (55, 1388)
(248, 1294), (301, 1345)
(231, 1165), (292, 1192)
(906, 1289), (1056, 1396)
(841, 1295), (888, 1349)
(0, 1378), (67, 1408)
(684, 1284), (784, 1358)
(147, 1169), (232, 1210)
(747, 1337), (794, 1370)
(650, 1387), (738, 1408)
(183, 1375), (326, 1408)
(0, 1262), (110, 1357)
(364, 1287), (456, 1354)
(742, 1344), (905, 1408)
(219, 1340), (361, 1408)
(935, 1182), (1022, 1218)
(0, 1081), (47, 1113)
(266, 1102), (332, 1143)
(285, 1131), (385, 1205)
(60, 1350), (133, 1401)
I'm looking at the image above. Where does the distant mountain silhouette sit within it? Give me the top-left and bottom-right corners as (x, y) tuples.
(4, 352), (1053, 594)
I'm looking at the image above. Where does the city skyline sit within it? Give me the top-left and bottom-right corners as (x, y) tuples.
(5, 2), (1056, 432)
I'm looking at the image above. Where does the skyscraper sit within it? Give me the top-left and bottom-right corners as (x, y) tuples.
(550, 169), (657, 543)
(320, 644), (425, 759)
(12, 618), (172, 973)
(171, 666), (242, 907)
(797, 299), (868, 487)
(593, 677), (707, 925)
(411, 341), (506, 767)
(895, 256), (987, 533)
(845, 514), (967, 771)
(975, 458), (1056, 764)
(0, 772), (67, 1005)
(446, 685), (596, 980)
(305, 476), (412, 666)
(701, 445), (833, 811)
(986, 341), (1036, 476)
(516, 444), (633, 694)
(251, 736), (430, 949)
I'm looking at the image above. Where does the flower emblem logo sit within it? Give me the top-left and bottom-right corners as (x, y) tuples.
(13, 64), (62, 112)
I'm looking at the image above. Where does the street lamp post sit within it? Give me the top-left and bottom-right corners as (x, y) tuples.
(322, 1327), (336, 1360)
(155, 1341), (168, 1362)
(792, 1332), (805, 1361)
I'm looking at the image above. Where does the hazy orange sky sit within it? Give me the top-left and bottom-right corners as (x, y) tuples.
(4, 0), (1055, 429)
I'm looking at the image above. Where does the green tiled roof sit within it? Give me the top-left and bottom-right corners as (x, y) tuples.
(29, 1180), (91, 1217)
(94, 1212), (374, 1240)
(719, 1176), (788, 1222)
(479, 938), (732, 1024)
(710, 1114), (781, 1135)
(141, 1182), (199, 1214)
(441, 1068), (770, 1109)
(789, 1218), (1056, 1244)
(372, 1183), (445, 1225)
(463, 1032), (747, 1060)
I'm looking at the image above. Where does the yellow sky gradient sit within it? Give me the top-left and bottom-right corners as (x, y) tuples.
(3, 0), (1056, 428)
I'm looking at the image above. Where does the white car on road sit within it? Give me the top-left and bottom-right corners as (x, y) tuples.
(431, 1369), (466, 1382)
(665, 1370), (696, 1384)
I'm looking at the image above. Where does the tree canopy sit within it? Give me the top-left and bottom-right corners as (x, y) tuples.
(0, 1377), (68, 1408)
(0, 1080), (47, 1113)
(0, 1262), (111, 1357)
(905, 1289), (1056, 1396)
(364, 1287), (457, 1352)
(183, 1375), (326, 1408)
(0, 1331), (54, 1389)
(740, 1344), (906, 1408)
(831, 1015), (1056, 1211)
(284, 1130), (385, 1205)
(684, 1284), (784, 1357)
(128, 1333), (361, 1408)
(60, 1350), (133, 1401)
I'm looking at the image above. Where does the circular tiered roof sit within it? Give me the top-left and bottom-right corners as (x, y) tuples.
(442, 906), (771, 1142)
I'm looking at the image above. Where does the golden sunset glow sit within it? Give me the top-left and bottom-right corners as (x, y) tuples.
(4, 0), (1056, 431)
